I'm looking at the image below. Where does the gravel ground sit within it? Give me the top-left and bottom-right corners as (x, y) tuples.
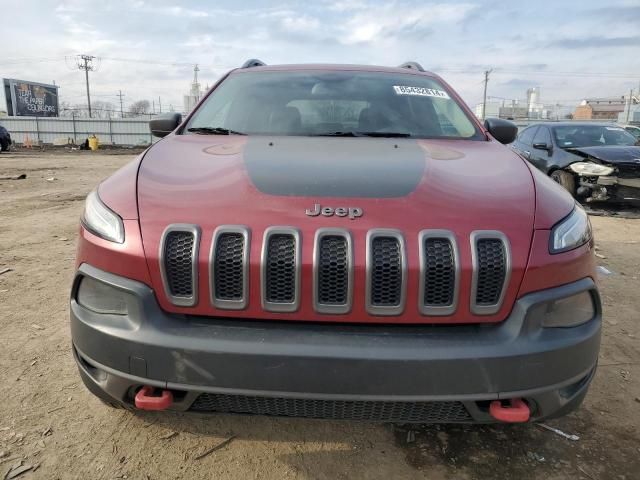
(0, 150), (639, 480)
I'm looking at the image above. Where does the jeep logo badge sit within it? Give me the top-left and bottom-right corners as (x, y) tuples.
(305, 203), (363, 220)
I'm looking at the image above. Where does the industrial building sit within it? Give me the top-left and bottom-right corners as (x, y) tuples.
(574, 97), (626, 120)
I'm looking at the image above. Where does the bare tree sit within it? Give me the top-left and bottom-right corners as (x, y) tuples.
(91, 101), (117, 119)
(129, 100), (151, 116)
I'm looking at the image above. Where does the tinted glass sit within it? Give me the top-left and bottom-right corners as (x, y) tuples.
(624, 126), (640, 139)
(553, 125), (637, 148)
(518, 126), (538, 145)
(187, 71), (482, 139)
(532, 126), (552, 146)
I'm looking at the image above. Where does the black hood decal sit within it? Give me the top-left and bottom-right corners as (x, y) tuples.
(243, 137), (425, 197)
(568, 145), (640, 165)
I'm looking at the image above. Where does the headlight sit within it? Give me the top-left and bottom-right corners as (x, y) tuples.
(550, 205), (592, 254)
(568, 162), (614, 176)
(82, 190), (124, 243)
(76, 276), (129, 315)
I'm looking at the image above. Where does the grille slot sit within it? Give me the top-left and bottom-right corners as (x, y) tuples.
(366, 230), (406, 316)
(189, 393), (472, 423)
(313, 230), (352, 314)
(160, 225), (200, 307)
(419, 231), (459, 315)
(210, 227), (249, 310)
(471, 232), (510, 315)
(261, 227), (301, 312)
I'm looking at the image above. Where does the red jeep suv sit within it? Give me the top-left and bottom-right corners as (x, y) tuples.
(71, 60), (600, 423)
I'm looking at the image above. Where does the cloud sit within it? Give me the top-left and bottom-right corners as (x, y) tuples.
(2, 0), (639, 116)
(586, 5), (640, 22)
(339, 2), (478, 44)
(157, 6), (209, 18)
(548, 35), (640, 49)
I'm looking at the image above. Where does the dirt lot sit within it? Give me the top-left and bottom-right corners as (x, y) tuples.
(1, 150), (639, 480)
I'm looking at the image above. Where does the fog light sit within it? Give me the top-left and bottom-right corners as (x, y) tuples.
(77, 276), (129, 315)
(541, 291), (595, 328)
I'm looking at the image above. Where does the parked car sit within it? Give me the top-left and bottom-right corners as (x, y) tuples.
(71, 60), (600, 424)
(0, 125), (11, 152)
(622, 124), (640, 140)
(511, 122), (640, 203)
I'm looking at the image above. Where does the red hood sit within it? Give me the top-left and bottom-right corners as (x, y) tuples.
(137, 134), (535, 323)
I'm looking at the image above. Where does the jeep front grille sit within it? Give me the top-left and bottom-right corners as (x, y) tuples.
(261, 227), (301, 312)
(210, 227), (250, 310)
(160, 224), (200, 307)
(189, 393), (472, 423)
(471, 231), (511, 315)
(419, 230), (459, 315)
(314, 229), (353, 314)
(366, 230), (406, 316)
(160, 225), (512, 318)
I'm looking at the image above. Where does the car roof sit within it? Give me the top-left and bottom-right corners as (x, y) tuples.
(527, 122), (625, 129)
(231, 63), (439, 78)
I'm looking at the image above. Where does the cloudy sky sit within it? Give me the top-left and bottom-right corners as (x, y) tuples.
(1, 0), (639, 115)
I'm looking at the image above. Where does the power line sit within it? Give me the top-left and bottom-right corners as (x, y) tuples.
(437, 67), (639, 79)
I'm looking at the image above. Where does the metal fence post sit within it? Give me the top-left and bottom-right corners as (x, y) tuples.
(149, 114), (152, 145)
(35, 116), (40, 144)
(109, 117), (113, 145)
(72, 112), (77, 144)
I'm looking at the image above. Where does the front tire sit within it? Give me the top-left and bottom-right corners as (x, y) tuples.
(551, 170), (576, 197)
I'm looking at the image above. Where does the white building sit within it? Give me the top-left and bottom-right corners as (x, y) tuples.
(183, 65), (204, 114)
(474, 101), (501, 119)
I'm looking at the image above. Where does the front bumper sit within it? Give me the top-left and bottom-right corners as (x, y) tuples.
(578, 175), (640, 203)
(71, 264), (601, 423)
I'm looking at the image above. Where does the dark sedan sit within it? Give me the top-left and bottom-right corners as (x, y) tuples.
(511, 122), (640, 203)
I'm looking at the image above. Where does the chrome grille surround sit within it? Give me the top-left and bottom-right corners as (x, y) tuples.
(209, 226), (250, 310)
(313, 228), (353, 314)
(365, 229), (407, 316)
(470, 230), (511, 315)
(418, 230), (460, 316)
(159, 224), (201, 307)
(261, 227), (301, 313)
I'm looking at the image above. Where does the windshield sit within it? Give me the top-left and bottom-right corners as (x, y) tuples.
(186, 71), (482, 139)
(554, 125), (638, 148)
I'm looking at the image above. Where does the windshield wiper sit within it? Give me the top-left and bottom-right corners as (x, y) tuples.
(187, 127), (246, 135)
(313, 131), (411, 138)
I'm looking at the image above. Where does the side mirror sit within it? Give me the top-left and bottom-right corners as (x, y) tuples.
(484, 118), (518, 145)
(150, 113), (182, 138)
(532, 142), (552, 152)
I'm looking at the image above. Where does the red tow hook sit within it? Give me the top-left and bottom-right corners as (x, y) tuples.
(134, 386), (173, 411)
(489, 398), (530, 423)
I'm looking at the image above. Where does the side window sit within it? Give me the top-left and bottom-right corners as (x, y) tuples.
(532, 126), (551, 146)
(518, 126), (538, 145)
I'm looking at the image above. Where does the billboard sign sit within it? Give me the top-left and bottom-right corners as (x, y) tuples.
(3, 79), (59, 117)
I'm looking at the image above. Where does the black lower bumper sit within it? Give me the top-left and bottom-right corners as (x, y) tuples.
(71, 264), (602, 423)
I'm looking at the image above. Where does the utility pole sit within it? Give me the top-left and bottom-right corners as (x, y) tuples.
(626, 89), (633, 124)
(158, 96), (162, 114)
(117, 90), (125, 118)
(77, 55), (96, 118)
(482, 69), (492, 120)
